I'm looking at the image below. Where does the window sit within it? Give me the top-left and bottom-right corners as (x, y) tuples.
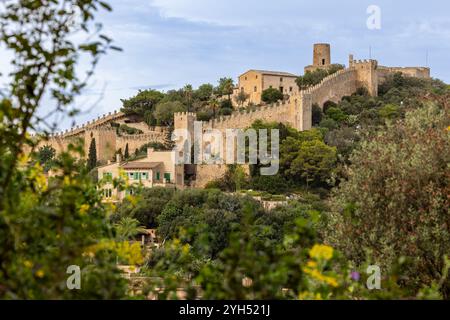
(156, 172), (160, 180)
(104, 189), (112, 198)
(142, 172), (148, 180)
(322, 59), (326, 65)
(128, 172), (143, 180)
(280, 77), (283, 82)
(255, 75), (258, 79)
(289, 87), (293, 92)
(254, 86), (257, 92)
(245, 76), (247, 80)
(164, 173), (171, 182)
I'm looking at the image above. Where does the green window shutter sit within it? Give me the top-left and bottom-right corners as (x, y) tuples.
(156, 172), (160, 180)
(164, 173), (171, 182)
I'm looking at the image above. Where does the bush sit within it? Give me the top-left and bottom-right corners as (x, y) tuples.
(326, 104), (450, 297)
(261, 88), (284, 104)
(249, 175), (291, 194)
(114, 187), (176, 228)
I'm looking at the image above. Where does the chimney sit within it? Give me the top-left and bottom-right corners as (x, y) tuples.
(116, 153), (121, 163)
(147, 147), (155, 158)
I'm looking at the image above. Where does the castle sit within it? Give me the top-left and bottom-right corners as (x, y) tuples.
(33, 43), (431, 194)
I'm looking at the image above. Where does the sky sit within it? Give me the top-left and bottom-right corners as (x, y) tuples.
(1, 0), (449, 130)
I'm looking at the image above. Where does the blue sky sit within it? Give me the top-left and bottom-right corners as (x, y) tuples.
(2, 0), (450, 130)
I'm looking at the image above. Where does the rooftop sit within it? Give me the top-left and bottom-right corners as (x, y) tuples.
(121, 162), (162, 170)
(242, 69), (298, 77)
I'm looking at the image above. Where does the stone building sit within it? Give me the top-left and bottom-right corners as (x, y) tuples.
(97, 148), (184, 202)
(234, 69), (299, 106)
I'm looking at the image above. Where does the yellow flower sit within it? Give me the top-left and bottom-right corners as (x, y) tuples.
(24, 260), (33, 268)
(309, 244), (334, 261)
(306, 260), (318, 268)
(35, 269), (45, 278)
(79, 204), (90, 215)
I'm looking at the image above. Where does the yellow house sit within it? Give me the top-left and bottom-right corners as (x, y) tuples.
(234, 69), (299, 106)
(98, 148), (184, 202)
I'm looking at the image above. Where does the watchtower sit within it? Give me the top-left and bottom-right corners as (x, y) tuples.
(313, 43), (331, 67)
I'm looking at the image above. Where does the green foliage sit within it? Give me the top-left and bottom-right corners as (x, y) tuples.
(114, 217), (146, 241)
(235, 90), (250, 107)
(284, 139), (337, 188)
(121, 89), (165, 118)
(154, 101), (186, 126)
(35, 145), (56, 172)
(155, 189), (262, 258)
(296, 64), (344, 90)
(124, 143), (129, 160)
(194, 83), (214, 101)
(325, 107), (348, 123)
(88, 138), (97, 170)
(0, 0), (131, 299)
(378, 103), (400, 120)
(216, 77), (234, 99)
(326, 104), (450, 297)
(249, 175), (291, 194)
(261, 87), (284, 104)
(113, 187), (176, 228)
(116, 124), (143, 136)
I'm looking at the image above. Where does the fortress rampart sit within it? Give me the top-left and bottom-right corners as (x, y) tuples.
(32, 110), (168, 163)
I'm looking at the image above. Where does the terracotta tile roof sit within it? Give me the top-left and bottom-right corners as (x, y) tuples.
(121, 162), (162, 170)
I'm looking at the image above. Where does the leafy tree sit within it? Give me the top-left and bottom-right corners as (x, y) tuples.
(0, 0), (133, 299)
(183, 84), (194, 111)
(36, 145), (56, 172)
(325, 107), (348, 123)
(208, 96), (220, 119)
(235, 90), (249, 107)
(114, 217), (146, 241)
(88, 138), (97, 170)
(216, 77), (234, 101)
(124, 143), (129, 159)
(154, 101), (186, 126)
(261, 87), (283, 104)
(285, 139), (337, 187)
(326, 104), (450, 297)
(194, 83), (214, 101)
(113, 187), (176, 228)
(121, 89), (165, 119)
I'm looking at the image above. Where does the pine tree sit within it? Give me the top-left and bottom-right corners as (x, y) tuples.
(88, 138), (97, 170)
(124, 143), (129, 159)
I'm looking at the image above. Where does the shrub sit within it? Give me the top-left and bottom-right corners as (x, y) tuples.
(326, 104), (450, 297)
(261, 88), (284, 104)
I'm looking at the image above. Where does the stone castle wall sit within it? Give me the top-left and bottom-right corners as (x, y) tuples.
(175, 59), (381, 187)
(377, 66), (431, 84)
(116, 132), (168, 154)
(33, 110), (168, 163)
